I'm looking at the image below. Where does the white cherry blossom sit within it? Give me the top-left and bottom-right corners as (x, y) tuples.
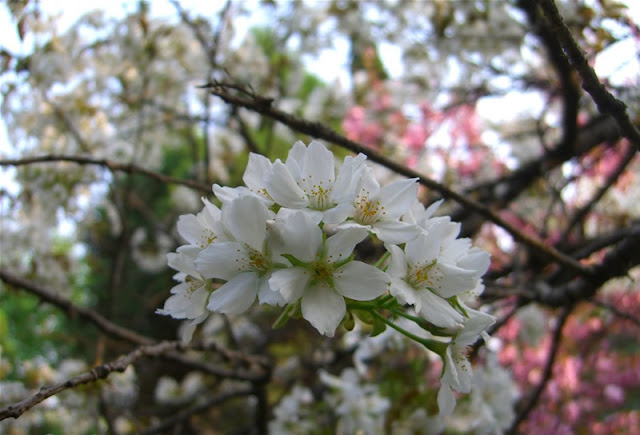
(265, 140), (367, 223)
(156, 246), (211, 341)
(437, 309), (496, 416)
(176, 198), (228, 249)
(196, 196), (284, 315)
(339, 166), (421, 244)
(268, 211), (389, 336)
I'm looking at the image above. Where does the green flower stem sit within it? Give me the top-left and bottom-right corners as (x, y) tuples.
(369, 310), (447, 355)
(376, 294), (395, 307)
(387, 306), (424, 324)
(373, 251), (390, 269)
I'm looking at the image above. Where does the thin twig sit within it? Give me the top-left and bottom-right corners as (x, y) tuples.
(0, 341), (184, 421)
(536, 0), (640, 153)
(0, 155), (211, 193)
(590, 298), (640, 328)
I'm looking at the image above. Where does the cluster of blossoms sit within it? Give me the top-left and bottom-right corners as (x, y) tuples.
(158, 140), (494, 415)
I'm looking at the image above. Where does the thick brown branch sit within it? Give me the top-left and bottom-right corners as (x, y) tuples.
(536, 0), (640, 152)
(203, 83), (591, 276)
(0, 155), (211, 193)
(530, 224), (640, 306)
(0, 341), (184, 421)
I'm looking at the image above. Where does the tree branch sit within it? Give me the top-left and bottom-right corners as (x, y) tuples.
(0, 155), (211, 193)
(0, 270), (270, 382)
(0, 341), (184, 421)
(536, 0), (640, 152)
(0, 269), (153, 346)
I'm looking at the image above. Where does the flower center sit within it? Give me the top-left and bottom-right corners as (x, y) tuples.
(407, 259), (438, 289)
(199, 228), (217, 248)
(311, 259), (334, 284)
(243, 245), (271, 272)
(354, 190), (384, 225)
(302, 177), (334, 210)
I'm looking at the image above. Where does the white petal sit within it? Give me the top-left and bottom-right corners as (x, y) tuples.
(243, 153), (272, 192)
(334, 261), (389, 301)
(167, 252), (199, 278)
(437, 383), (456, 417)
(176, 214), (204, 246)
(257, 274), (286, 306)
(213, 184), (240, 204)
(458, 247), (491, 278)
(206, 272), (259, 314)
(158, 282), (208, 319)
(322, 202), (354, 225)
(285, 141), (307, 178)
(196, 242), (248, 280)
(325, 227), (368, 263)
(405, 232), (440, 265)
(269, 267), (310, 302)
(375, 178), (418, 218)
(301, 284), (346, 336)
(300, 140), (335, 192)
(416, 291), (465, 329)
(370, 219), (421, 244)
(267, 161), (308, 208)
(180, 313), (209, 342)
(274, 211), (322, 263)
(430, 263), (478, 298)
(389, 277), (419, 308)
(222, 196), (271, 250)
(332, 153), (367, 203)
(385, 244), (408, 279)
(200, 198), (224, 232)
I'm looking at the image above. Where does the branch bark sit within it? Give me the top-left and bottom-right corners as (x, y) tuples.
(0, 155), (211, 193)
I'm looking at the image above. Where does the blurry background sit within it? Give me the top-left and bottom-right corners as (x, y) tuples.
(1, 0), (640, 433)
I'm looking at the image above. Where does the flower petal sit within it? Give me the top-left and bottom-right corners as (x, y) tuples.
(301, 284), (346, 336)
(430, 263), (478, 298)
(222, 196), (271, 250)
(334, 261), (389, 301)
(325, 227), (368, 263)
(437, 383), (456, 417)
(375, 178), (418, 218)
(243, 152), (272, 194)
(207, 272), (259, 314)
(389, 277), (419, 307)
(385, 244), (407, 279)
(257, 273), (286, 306)
(267, 161), (307, 208)
(331, 153), (367, 203)
(157, 282), (208, 319)
(370, 219), (421, 244)
(273, 211), (322, 263)
(405, 232), (441, 265)
(196, 242), (248, 280)
(269, 267), (310, 302)
(300, 140), (335, 191)
(416, 291), (465, 330)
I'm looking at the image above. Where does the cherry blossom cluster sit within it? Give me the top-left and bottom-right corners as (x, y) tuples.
(158, 140), (494, 415)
